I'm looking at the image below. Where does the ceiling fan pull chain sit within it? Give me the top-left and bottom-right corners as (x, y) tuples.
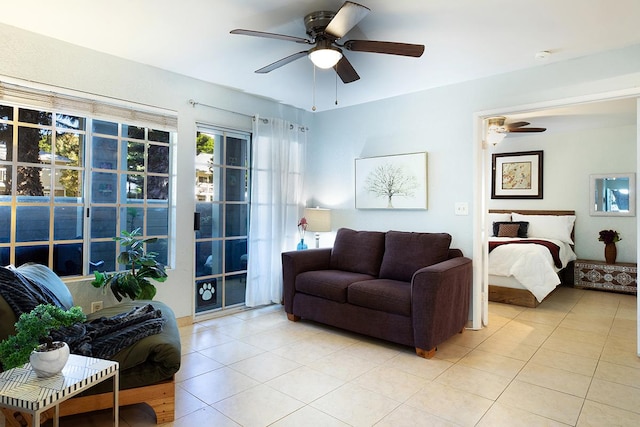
(335, 72), (339, 105)
(312, 65), (317, 111)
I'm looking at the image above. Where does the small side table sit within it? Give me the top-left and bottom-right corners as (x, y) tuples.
(0, 354), (119, 427)
(574, 259), (637, 295)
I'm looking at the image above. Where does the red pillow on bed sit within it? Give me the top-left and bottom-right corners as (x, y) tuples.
(492, 221), (529, 238)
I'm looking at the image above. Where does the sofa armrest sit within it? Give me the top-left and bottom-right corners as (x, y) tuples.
(281, 248), (332, 312)
(410, 256), (472, 351)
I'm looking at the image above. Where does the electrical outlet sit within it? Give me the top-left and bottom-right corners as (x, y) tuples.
(91, 301), (103, 313)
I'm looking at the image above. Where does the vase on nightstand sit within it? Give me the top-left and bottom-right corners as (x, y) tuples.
(604, 242), (617, 264)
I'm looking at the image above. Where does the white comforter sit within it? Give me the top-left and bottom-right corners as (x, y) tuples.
(488, 237), (577, 302)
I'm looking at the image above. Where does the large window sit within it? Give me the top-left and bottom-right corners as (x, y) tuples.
(0, 98), (173, 277)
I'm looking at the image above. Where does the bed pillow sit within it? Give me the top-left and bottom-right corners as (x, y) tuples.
(488, 213), (511, 235)
(488, 213), (511, 225)
(497, 223), (520, 237)
(492, 221), (529, 238)
(511, 213), (575, 244)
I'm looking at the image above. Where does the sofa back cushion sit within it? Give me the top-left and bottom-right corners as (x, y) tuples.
(379, 231), (452, 282)
(16, 263), (74, 309)
(0, 264), (72, 341)
(330, 228), (386, 276)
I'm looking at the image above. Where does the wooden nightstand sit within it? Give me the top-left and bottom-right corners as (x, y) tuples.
(574, 259), (637, 295)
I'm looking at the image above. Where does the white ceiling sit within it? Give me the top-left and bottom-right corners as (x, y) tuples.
(1, 0), (640, 114)
(504, 98), (638, 136)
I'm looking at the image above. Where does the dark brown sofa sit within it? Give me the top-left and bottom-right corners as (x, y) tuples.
(282, 228), (472, 358)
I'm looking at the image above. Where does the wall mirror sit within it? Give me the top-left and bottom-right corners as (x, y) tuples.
(590, 173), (636, 216)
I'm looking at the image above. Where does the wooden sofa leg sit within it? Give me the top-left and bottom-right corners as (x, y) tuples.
(415, 347), (436, 359)
(286, 313), (300, 321)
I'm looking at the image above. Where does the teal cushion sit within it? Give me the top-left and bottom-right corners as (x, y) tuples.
(16, 263), (74, 309)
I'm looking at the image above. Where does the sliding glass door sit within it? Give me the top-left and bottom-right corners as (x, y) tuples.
(194, 126), (250, 313)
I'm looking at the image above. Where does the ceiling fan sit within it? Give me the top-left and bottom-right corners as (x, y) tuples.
(485, 116), (546, 144)
(230, 1), (425, 84)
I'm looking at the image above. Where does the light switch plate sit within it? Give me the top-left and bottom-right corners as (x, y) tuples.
(455, 202), (469, 216)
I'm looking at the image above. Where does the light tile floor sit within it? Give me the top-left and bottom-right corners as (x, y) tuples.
(44, 286), (640, 426)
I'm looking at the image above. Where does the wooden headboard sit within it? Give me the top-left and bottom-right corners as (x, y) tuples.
(489, 209), (575, 216)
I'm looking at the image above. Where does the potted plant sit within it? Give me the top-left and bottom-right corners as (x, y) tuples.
(91, 228), (168, 301)
(0, 304), (86, 376)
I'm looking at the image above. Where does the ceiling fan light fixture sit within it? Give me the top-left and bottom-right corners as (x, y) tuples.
(308, 46), (343, 69)
(486, 129), (507, 145)
(486, 116), (507, 145)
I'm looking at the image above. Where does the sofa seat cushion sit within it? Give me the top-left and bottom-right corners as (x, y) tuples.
(296, 270), (375, 303)
(84, 300), (181, 392)
(379, 231), (452, 282)
(347, 279), (411, 316)
(329, 228), (386, 276)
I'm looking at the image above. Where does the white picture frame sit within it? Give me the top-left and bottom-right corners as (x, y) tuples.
(355, 152), (427, 209)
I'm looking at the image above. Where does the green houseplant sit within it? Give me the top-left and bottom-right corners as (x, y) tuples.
(91, 228), (168, 301)
(0, 304), (86, 373)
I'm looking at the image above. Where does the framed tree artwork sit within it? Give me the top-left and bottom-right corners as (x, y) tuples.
(355, 152), (427, 209)
(492, 150), (543, 199)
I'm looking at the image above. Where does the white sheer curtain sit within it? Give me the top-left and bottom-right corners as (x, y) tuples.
(245, 116), (307, 307)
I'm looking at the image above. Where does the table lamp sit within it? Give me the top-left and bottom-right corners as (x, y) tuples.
(304, 207), (331, 248)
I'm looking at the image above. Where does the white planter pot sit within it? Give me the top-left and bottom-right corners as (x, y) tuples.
(29, 341), (70, 378)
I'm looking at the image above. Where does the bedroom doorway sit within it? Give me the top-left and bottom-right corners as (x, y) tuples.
(473, 91), (640, 357)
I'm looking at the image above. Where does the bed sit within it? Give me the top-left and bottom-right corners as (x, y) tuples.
(487, 209), (577, 307)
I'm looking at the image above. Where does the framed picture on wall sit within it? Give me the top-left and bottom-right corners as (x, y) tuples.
(355, 152), (428, 209)
(491, 150), (543, 199)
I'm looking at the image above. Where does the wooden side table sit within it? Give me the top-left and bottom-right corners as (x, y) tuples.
(0, 354), (119, 427)
(574, 259), (637, 295)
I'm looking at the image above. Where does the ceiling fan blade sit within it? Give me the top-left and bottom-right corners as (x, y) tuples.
(334, 56), (360, 83)
(344, 40), (425, 57)
(506, 121), (530, 129)
(508, 127), (547, 133)
(255, 51), (309, 74)
(230, 29), (311, 44)
(325, 1), (371, 39)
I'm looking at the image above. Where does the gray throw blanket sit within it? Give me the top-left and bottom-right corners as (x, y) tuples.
(51, 304), (166, 359)
(0, 266), (65, 315)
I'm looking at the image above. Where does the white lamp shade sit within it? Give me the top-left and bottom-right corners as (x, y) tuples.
(303, 207), (331, 232)
(308, 48), (342, 69)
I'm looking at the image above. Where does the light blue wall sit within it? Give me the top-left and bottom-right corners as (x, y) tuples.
(308, 45), (640, 261)
(490, 125), (636, 263)
(1, 20), (639, 319)
(0, 23), (312, 318)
